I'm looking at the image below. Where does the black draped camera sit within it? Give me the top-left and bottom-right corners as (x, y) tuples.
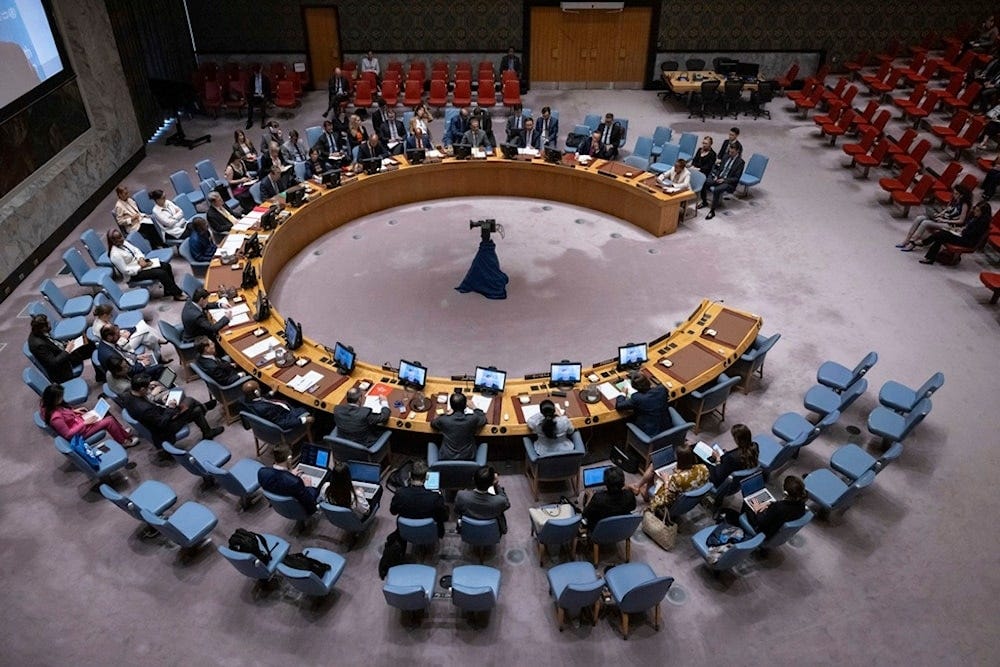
(470, 218), (504, 240)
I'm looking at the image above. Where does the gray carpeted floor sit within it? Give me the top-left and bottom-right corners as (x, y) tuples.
(2, 66), (998, 666)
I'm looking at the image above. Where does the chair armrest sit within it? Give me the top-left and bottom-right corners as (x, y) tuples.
(523, 437), (540, 463)
(427, 442), (440, 466)
(370, 430), (391, 457)
(667, 406), (690, 429)
(474, 443), (489, 465)
(570, 431), (585, 454)
(625, 422), (652, 444)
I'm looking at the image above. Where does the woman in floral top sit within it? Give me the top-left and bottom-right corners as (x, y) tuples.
(632, 441), (710, 515)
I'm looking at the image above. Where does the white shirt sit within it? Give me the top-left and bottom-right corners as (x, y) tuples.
(152, 200), (187, 237)
(113, 198), (153, 231)
(657, 166), (691, 190)
(526, 412), (576, 455)
(109, 241), (147, 278)
(361, 56), (380, 75)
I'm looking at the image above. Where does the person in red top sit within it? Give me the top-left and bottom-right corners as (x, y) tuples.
(40, 384), (136, 447)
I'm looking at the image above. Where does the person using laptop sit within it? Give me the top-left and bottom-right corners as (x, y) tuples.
(258, 445), (321, 515)
(615, 372), (669, 437)
(708, 423), (760, 486)
(527, 399), (576, 455)
(40, 383), (137, 448)
(121, 374), (222, 448)
(332, 387), (390, 446)
(390, 460), (449, 538)
(630, 441), (709, 510)
(319, 461), (383, 520)
(455, 466), (511, 534)
(91, 304), (166, 361)
(582, 466), (636, 528)
(193, 337), (245, 386)
(105, 357), (175, 405)
(431, 392), (487, 460)
(741, 475), (808, 539)
(97, 324), (167, 381)
(240, 380), (314, 431)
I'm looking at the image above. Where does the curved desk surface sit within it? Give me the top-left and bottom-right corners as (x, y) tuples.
(206, 155), (762, 437)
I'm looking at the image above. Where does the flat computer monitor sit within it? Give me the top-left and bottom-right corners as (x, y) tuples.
(453, 143), (472, 160)
(550, 362), (582, 386)
(260, 206), (278, 230)
(405, 148), (426, 164)
(544, 147), (563, 164)
(736, 62), (760, 79)
(398, 359), (427, 389)
(582, 465), (613, 489)
(717, 60), (739, 77)
(321, 170), (341, 188)
(285, 185), (306, 207)
(362, 158), (382, 175)
(618, 342), (648, 369)
(333, 341), (355, 374)
(474, 366), (506, 395)
(500, 143), (518, 159)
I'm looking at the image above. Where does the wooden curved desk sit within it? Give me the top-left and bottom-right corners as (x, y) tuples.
(206, 155), (762, 438)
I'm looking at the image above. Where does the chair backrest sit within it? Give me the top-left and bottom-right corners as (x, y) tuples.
(218, 545), (273, 579)
(121, 408), (155, 446)
(559, 577), (605, 610)
(763, 510), (814, 548)
(99, 483), (144, 520)
(99, 275), (127, 305)
(126, 230), (154, 255)
(716, 466), (762, 499)
(709, 533), (765, 570)
(53, 435), (99, 478)
(170, 170), (195, 197)
(132, 189), (154, 215)
(22, 366), (48, 396)
(249, 181), (263, 205)
(162, 441), (212, 478)
(533, 449), (586, 479)
(24, 342), (48, 377)
(658, 142), (680, 166)
(62, 248), (92, 283)
(241, 411), (290, 444)
(81, 229), (109, 264)
(583, 114), (601, 132)
(670, 481), (713, 519)
(689, 169), (707, 194)
(651, 126), (672, 146)
(396, 516), (437, 544)
(173, 192), (198, 220)
(618, 575), (674, 614)
(837, 377), (868, 412)
(834, 470), (877, 511)
(851, 351), (879, 379)
(916, 372), (945, 401)
(180, 273), (203, 299)
(745, 153), (769, 179)
(202, 460), (256, 497)
(696, 373), (739, 409)
(263, 489), (312, 520)
(195, 159), (219, 184)
(39, 280), (68, 312)
(633, 136), (654, 159)
(460, 517), (501, 546)
(319, 501), (366, 533)
(677, 132), (698, 156)
(536, 515), (582, 545)
(901, 398), (932, 438)
(305, 125), (323, 150)
(590, 513), (642, 544)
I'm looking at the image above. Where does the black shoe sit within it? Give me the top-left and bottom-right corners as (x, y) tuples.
(245, 120), (252, 130)
(706, 210), (716, 219)
(919, 258), (934, 264)
(696, 201), (707, 209)
(204, 399), (218, 411)
(203, 426), (225, 439)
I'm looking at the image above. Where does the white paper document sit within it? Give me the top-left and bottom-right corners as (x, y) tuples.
(363, 395), (385, 411)
(598, 382), (624, 400)
(470, 394), (493, 412)
(287, 370), (324, 392)
(520, 404), (541, 421)
(243, 336), (279, 358)
(226, 313), (251, 327)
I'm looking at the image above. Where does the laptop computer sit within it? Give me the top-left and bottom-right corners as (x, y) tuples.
(348, 460), (381, 500)
(582, 464), (613, 490)
(741, 472), (776, 513)
(297, 444), (332, 486)
(649, 446), (677, 494)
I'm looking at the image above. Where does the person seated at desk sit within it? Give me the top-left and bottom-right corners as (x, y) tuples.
(232, 129), (259, 174)
(323, 67), (351, 118)
(280, 129), (309, 164)
(527, 399), (576, 455)
(356, 133), (390, 166)
(377, 109), (407, 155)
(182, 288), (230, 342)
(512, 117), (540, 150)
(122, 373), (222, 446)
(114, 185), (164, 249)
(259, 120), (283, 154)
(187, 218), (217, 262)
(320, 460), (383, 520)
(443, 108), (470, 147)
(333, 387), (390, 446)
(303, 148), (326, 180)
(691, 135), (717, 177)
(471, 107), (496, 147)
(582, 466), (636, 528)
(741, 474), (807, 539)
(150, 189), (190, 240)
(656, 158), (691, 191)
(224, 153), (256, 213)
(505, 104), (527, 143)
(259, 166), (285, 201)
(390, 459), (449, 537)
(40, 383), (136, 447)
(91, 304), (164, 359)
(106, 228), (186, 300)
(313, 119), (346, 165)
(461, 118), (491, 150)
(194, 337), (245, 386)
(455, 465), (511, 534)
(918, 201), (992, 265)
(595, 113), (623, 159)
(97, 324), (167, 380)
(240, 380), (314, 431)
(708, 423), (759, 486)
(347, 113), (369, 151)
(699, 141), (745, 220)
(431, 392), (487, 460)
(260, 146), (295, 192)
(536, 106), (559, 149)
(576, 130), (612, 160)
(258, 445), (320, 514)
(206, 191), (238, 235)
(28, 314), (94, 383)
(614, 372), (669, 437)
(629, 441), (709, 506)
(405, 121), (433, 153)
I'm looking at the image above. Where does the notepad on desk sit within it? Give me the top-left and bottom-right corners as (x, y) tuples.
(363, 395), (385, 411)
(470, 394), (493, 413)
(287, 370), (324, 392)
(243, 336), (279, 358)
(598, 382), (624, 401)
(226, 313), (251, 327)
(521, 403), (541, 421)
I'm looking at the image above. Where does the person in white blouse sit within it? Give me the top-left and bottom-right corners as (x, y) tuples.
(106, 228), (186, 300)
(526, 399), (576, 455)
(113, 185), (166, 249)
(361, 50), (381, 82)
(90, 303), (165, 358)
(149, 189), (190, 239)
(656, 158), (692, 191)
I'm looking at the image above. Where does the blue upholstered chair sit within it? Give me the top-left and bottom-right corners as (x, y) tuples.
(625, 407), (694, 469)
(565, 124), (592, 153)
(805, 468), (876, 518)
(770, 409), (840, 462)
(92, 292), (144, 330)
(201, 458), (265, 509)
(756, 432), (808, 477)
(583, 114), (601, 132)
(546, 561), (604, 630)
(40, 279), (93, 318)
(650, 125), (673, 158)
(122, 408), (190, 448)
(218, 532), (290, 581)
(24, 367), (89, 405)
(277, 547), (347, 597)
(803, 378), (867, 417)
(691, 524), (766, 573)
(125, 231), (175, 266)
(816, 351), (878, 392)
(648, 142), (680, 174)
(829, 442), (904, 481)
(319, 500), (380, 548)
(383, 563), (437, 618)
(63, 247), (112, 291)
(180, 273), (203, 299)
(132, 189), (154, 215)
(460, 517), (503, 562)
(676, 132), (698, 161)
(427, 441), (488, 491)
(397, 517), (439, 557)
(452, 564), (501, 621)
(99, 275), (149, 312)
(322, 427), (391, 465)
(27, 300), (86, 341)
(668, 481), (713, 522)
(628, 135), (654, 164)
(867, 398), (932, 446)
(737, 152), (769, 197)
(80, 228), (114, 269)
(158, 321), (198, 379)
(728, 332), (781, 393)
(263, 490), (316, 531)
(178, 238), (210, 277)
(532, 514), (582, 566)
(35, 410), (105, 444)
(713, 467), (762, 506)
(249, 181), (263, 205)
(240, 410), (311, 458)
(678, 372), (740, 433)
(604, 562), (674, 639)
(99, 481), (177, 523)
(739, 510), (814, 549)
(162, 439), (232, 484)
(191, 360), (246, 423)
(522, 432), (586, 499)
(589, 513), (643, 566)
(304, 126), (323, 151)
(54, 436), (128, 483)
(878, 372), (944, 413)
(138, 501), (217, 552)
(170, 169), (206, 208)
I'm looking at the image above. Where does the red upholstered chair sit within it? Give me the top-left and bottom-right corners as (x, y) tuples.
(980, 272), (1000, 304)
(892, 139), (931, 171)
(224, 78), (246, 116)
(774, 62), (799, 94)
(360, 71), (377, 89)
(854, 139), (890, 178)
(928, 72), (965, 105)
(501, 69), (518, 84)
(274, 80), (299, 115)
(286, 71), (303, 98)
(202, 80), (222, 118)
(353, 80), (373, 109)
(930, 110), (970, 145)
(853, 99), (877, 125)
(891, 84), (926, 114)
(844, 51), (869, 79)
(380, 79), (400, 106)
(269, 62), (286, 83)
(786, 78), (816, 105)
(843, 128), (878, 164)
(884, 128), (917, 160)
(477, 76), (496, 107)
(812, 100), (844, 129)
(896, 52), (926, 82)
(903, 92), (939, 128)
(821, 109), (855, 146)
(938, 50), (976, 78)
(502, 79), (521, 108)
(853, 108), (890, 138)
(387, 61), (403, 77)
(341, 60), (357, 79)
(452, 79), (472, 107)
(428, 79), (448, 108)
(908, 31), (937, 59)
(941, 82), (981, 114)
(875, 38), (900, 65)
(793, 86), (824, 118)
(868, 69), (904, 102)
(945, 118), (985, 160)
(861, 61), (891, 89)
(879, 162), (918, 200)
(891, 174), (935, 217)
(822, 77), (847, 105)
(978, 156), (998, 173)
(930, 162), (963, 204)
(403, 79), (422, 107)
(904, 60), (938, 88)
(927, 40), (961, 74)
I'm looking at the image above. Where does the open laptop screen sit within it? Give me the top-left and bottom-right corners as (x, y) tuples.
(582, 465), (613, 489)
(300, 444), (332, 469)
(740, 472), (766, 497)
(347, 460), (380, 484)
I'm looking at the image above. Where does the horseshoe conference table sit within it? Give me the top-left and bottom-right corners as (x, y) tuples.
(205, 154), (762, 437)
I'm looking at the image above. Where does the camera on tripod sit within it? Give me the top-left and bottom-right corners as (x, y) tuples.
(470, 218), (504, 240)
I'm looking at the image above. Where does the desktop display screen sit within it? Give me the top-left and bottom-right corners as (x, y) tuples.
(736, 62), (760, 79)
(453, 143), (472, 159)
(333, 341), (355, 372)
(398, 359), (427, 388)
(0, 0), (66, 112)
(500, 143), (518, 159)
(362, 158), (381, 175)
(405, 148), (425, 164)
(474, 366), (506, 393)
(550, 362), (582, 385)
(544, 147), (563, 163)
(618, 343), (648, 367)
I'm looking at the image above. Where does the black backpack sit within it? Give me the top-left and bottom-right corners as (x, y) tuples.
(227, 528), (273, 564)
(283, 552), (331, 576)
(378, 530), (407, 580)
(386, 459), (414, 493)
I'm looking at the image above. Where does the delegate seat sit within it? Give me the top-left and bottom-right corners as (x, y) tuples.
(546, 561), (604, 631)
(383, 563), (437, 620)
(829, 442), (904, 482)
(27, 300), (86, 341)
(867, 398), (932, 445)
(218, 532), (290, 582)
(427, 441), (487, 491)
(691, 523), (765, 573)
(625, 408), (693, 470)
(262, 490), (315, 532)
(240, 410), (310, 457)
(451, 564), (502, 622)
(396, 517), (439, 557)
(892, 174), (935, 218)
(53, 435), (128, 483)
(122, 408), (189, 448)
(63, 247), (112, 292)
(158, 321), (198, 378)
(532, 514), (582, 566)
(169, 170), (206, 209)
(161, 439), (232, 485)
(99, 275), (149, 312)
(677, 372), (739, 433)
(24, 366), (89, 405)
(739, 510), (814, 549)
(804, 468), (875, 519)
(99, 481), (177, 524)
(589, 513), (643, 566)
(202, 457), (264, 510)
(604, 562), (674, 640)
(728, 332), (780, 392)
(277, 547), (347, 598)
(803, 377), (867, 417)
(319, 499), (380, 549)
(40, 279), (93, 318)
(190, 361), (246, 423)
(322, 427), (390, 466)
(737, 153), (769, 197)
(816, 351), (877, 392)
(460, 517), (503, 563)
(522, 432), (586, 499)
(878, 372), (944, 413)
(138, 501), (217, 553)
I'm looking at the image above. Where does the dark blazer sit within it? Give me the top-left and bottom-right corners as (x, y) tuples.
(596, 121), (623, 146)
(576, 136), (611, 159)
(206, 206), (234, 234)
(691, 148), (717, 175)
(313, 131), (343, 158)
(615, 385), (670, 436)
(709, 449), (756, 487)
(195, 354), (243, 386)
(242, 397), (308, 430)
(258, 466), (318, 514)
(356, 140), (389, 163)
(711, 155), (746, 189)
(390, 484), (448, 537)
(746, 499), (806, 539)
(583, 489), (636, 527)
(405, 134), (432, 150)
(259, 129), (282, 154)
(499, 54), (521, 76)
(332, 403), (390, 445)
(444, 113), (469, 146)
(431, 409), (487, 460)
(259, 175), (282, 200)
(96, 340), (162, 378)
(371, 108), (389, 135)
(514, 129), (541, 150)
(328, 74), (350, 101)
(377, 119), (406, 143)
(121, 392), (183, 445)
(248, 72), (271, 100)
(505, 114), (527, 142)
(535, 115), (559, 147)
(718, 139), (740, 162)
(455, 486), (511, 534)
(181, 300), (228, 341)
(28, 333), (74, 383)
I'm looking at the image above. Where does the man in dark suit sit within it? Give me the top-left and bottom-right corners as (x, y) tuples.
(577, 130), (612, 159)
(389, 460), (448, 537)
(258, 166), (284, 201)
(206, 192), (238, 233)
(615, 372), (669, 436)
(240, 380), (314, 431)
(97, 324), (166, 379)
(595, 113), (623, 158)
(505, 105), (527, 143)
(582, 466), (636, 528)
(246, 67), (271, 130)
(356, 134), (389, 164)
(312, 119), (344, 165)
(535, 106), (559, 149)
(513, 118), (540, 149)
(443, 108), (470, 147)
(370, 98), (389, 137)
(699, 141), (745, 219)
(323, 67), (351, 118)
(431, 392), (487, 460)
(182, 288), (230, 342)
(405, 127), (433, 153)
(122, 374), (222, 447)
(257, 445), (320, 514)
(455, 466), (511, 534)
(333, 387), (390, 445)
(499, 47), (522, 78)
(193, 337), (244, 385)
(742, 475), (807, 539)
(717, 127), (741, 166)
(377, 109), (407, 155)
(27, 315), (93, 383)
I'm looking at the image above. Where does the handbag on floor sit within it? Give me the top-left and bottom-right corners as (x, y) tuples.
(642, 506), (677, 551)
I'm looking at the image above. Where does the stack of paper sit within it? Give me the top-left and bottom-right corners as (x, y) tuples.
(287, 370), (324, 392)
(470, 394), (493, 412)
(521, 404), (541, 421)
(243, 336), (279, 358)
(363, 395), (385, 411)
(598, 382), (624, 400)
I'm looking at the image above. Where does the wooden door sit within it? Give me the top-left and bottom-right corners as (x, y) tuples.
(303, 7), (340, 90)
